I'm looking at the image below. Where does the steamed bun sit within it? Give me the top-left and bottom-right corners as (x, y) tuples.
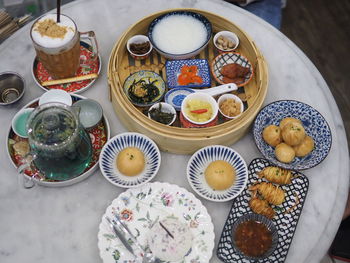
(275, 143), (295, 163)
(262, 125), (282, 147)
(205, 160), (236, 190)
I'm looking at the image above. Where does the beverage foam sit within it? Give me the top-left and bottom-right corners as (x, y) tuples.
(151, 15), (208, 54)
(31, 14), (76, 49)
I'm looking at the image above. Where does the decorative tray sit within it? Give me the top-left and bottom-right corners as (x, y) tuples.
(217, 158), (309, 262)
(108, 8), (268, 154)
(6, 94), (110, 187)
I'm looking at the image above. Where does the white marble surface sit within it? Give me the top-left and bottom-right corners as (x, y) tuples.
(0, 0), (349, 262)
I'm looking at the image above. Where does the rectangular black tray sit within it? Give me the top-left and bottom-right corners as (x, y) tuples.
(217, 158), (309, 262)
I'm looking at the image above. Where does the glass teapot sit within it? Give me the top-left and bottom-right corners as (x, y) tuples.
(18, 102), (93, 188)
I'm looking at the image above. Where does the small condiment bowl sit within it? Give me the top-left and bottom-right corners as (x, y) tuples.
(213, 31), (239, 53)
(218, 93), (244, 120)
(73, 99), (103, 129)
(126, 35), (153, 60)
(231, 213), (278, 261)
(148, 102), (176, 126)
(11, 107), (34, 138)
(181, 92), (218, 126)
(0, 71), (25, 105)
(39, 89), (72, 106)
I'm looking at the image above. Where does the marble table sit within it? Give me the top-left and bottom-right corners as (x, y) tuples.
(0, 0), (348, 262)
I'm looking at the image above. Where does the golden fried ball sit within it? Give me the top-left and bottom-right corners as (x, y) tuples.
(281, 122), (306, 146)
(262, 125), (282, 147)
(275, 143), (295, 163)
(116, 147), (145, 176)
(279, 117), (302, 130)
(204, 160), (236, 190)
(293, 135), (315, 157)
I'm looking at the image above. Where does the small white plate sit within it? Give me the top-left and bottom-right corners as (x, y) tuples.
(187, 145), (248, 202)
(99, 132), (161, 188)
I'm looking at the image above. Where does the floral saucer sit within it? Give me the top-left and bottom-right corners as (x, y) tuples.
(98, 182), (215, 263)
(187, 145), (248, 202)
(32, 41), (101, 93)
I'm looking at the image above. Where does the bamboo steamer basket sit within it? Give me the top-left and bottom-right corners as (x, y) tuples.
(108, 8), (268, 154)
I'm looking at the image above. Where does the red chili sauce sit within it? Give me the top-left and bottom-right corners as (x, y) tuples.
(234, 220), (272, 257)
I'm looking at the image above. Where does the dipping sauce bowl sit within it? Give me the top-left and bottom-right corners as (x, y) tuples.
(0, 71), (25, 105)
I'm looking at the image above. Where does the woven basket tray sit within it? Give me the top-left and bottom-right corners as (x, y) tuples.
(107, 8), (268, 154)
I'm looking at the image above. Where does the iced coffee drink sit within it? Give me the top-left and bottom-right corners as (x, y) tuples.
(31, 14), (80, 79)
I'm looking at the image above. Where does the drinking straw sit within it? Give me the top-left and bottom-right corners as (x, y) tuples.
(57, 0), (61, 23)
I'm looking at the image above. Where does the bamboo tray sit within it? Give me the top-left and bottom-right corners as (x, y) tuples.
(108, 8), (268, 154)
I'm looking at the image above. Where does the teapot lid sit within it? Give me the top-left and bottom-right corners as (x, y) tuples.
(26, 102), (79, 147)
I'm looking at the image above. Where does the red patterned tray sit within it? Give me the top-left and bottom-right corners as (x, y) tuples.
(6, 94), (110, 187)
(32, 41), (101, 94)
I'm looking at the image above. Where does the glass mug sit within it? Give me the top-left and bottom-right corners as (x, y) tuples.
(18, 102), (93, 188)
(30, 13), (98, 79)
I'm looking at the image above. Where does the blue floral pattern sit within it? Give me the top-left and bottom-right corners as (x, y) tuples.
(253, 100), (332, 170)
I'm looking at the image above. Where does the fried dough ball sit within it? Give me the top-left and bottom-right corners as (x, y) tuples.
(293, 135), (315, 157)
(204, 160), (236, 190)
(262, 125), (282, 147)
(281, 122), (306, 146)
(275, 143), (295, 163)
(279, 117), (302, 130)
(116, 147), (145, 176)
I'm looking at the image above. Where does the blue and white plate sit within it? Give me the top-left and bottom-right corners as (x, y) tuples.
(99, 132), (161, 188)
(187, 145), (248, 202)
(164, 87), (194, 111)
(165, 59), (211, 89)
(253, 100), (332, 170)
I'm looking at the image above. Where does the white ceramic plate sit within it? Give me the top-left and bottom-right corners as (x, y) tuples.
(97, 182), (215, 263)
(187, 145), (248, 202)
(99, 132), (161, 188)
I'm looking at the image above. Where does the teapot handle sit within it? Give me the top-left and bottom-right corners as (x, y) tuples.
(17, 153), (38, 189)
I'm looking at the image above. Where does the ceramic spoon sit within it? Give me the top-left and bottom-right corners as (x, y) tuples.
(194, 83), (238, 96)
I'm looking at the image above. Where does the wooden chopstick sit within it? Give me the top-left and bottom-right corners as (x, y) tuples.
(41, 73), (98, 86)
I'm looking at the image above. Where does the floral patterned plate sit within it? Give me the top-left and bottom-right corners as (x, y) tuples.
(6, 94), (110, 187)
(98, 182), (215, 263)
(32, 41), (101, 94)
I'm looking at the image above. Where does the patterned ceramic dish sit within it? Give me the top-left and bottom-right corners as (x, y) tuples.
(211, 52), (253, 87)
(253, 100), (332, 170)
(6, 94), (110, 187)
(217, 158), (309, 263)
(231, 213), (279, 261)
(164, 87), (195, 111)
(187, 145), (248, 202)
(32, 41), (101, 94)
(148, 11), (212, 60)
(99, 132), (161, 188)
(98, 182), (215, 263)
(123, 70), (166, 107)
(165, 59), (211, 89)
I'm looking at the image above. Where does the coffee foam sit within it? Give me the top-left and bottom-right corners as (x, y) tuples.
(31, 14), (76, 49)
